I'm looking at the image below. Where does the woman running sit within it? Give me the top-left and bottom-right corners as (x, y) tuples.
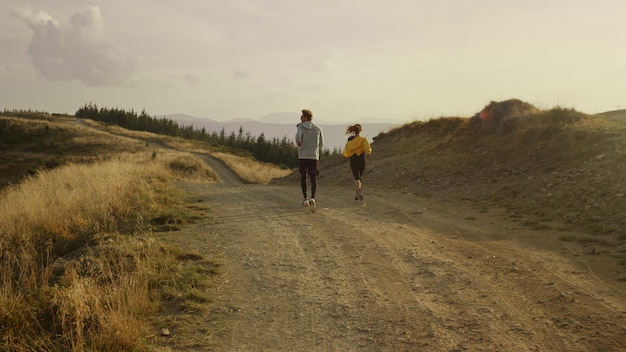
(342, 124), (372, 201)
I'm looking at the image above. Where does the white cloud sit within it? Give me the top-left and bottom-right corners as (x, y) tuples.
(13, 5), (136, 86)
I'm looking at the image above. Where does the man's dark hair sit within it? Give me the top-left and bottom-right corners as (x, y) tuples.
(301, 109), (313, 121)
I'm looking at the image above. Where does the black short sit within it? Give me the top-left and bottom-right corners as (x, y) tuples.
(299, 159), (319, 176)
(350, 153), (366, 180)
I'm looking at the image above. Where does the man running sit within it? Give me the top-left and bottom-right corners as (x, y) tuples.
(295, 109), (324, 212)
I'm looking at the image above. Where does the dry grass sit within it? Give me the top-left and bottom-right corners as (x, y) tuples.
(167, 153), (218, 183)
(0, 116), (220, 351)
(0, 116), (154, 188)
(211, 151), (292, 184)
(1, 153), (174, 252)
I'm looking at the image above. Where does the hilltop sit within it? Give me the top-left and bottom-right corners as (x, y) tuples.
(295, 99), (626, 243)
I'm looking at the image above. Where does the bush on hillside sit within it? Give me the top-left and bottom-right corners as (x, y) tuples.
(540, 107), (587, 125)
(470, 99), (539, 134)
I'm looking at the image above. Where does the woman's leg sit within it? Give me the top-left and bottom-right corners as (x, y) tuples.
(350, 155), (365, 200)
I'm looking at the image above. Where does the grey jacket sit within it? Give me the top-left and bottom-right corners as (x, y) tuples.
(295, 121), (324, 160)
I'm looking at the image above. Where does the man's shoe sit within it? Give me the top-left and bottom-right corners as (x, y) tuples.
(309, 198), (317, 213)
(301, 198), (309, 207)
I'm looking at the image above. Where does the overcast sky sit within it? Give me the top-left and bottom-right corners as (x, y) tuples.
(1, 0), (625, 123)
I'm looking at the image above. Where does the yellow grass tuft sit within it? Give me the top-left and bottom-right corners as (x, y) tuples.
(0, 148), (215, 350)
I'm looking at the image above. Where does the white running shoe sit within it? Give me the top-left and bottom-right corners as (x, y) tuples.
(301, 198), (309, 207)
(309, 198), (317, 213)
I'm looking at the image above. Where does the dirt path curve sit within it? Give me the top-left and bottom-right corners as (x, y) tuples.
(166, 169), (626, 351)
(192, 152), (246, 184)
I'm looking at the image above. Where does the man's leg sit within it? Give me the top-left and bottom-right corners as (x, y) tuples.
(299, 159), (308, 199)
(300, 172), (308, 199)
(310, 172), (317, 199)
(308, 160), (319, 199)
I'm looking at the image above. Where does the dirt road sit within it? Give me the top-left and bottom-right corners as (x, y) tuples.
(163, 154), (626, 351)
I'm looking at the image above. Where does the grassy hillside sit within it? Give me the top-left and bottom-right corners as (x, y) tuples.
(0, 114), (220, 350)
(0, 114), (150, 187)
(316, 100), (626, 242)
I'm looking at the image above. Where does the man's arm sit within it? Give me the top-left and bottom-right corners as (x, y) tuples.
(318, 128), (324, 148)
(295, 126), (303, 147)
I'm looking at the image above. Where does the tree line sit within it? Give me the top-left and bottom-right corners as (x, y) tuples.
(74, 103), (333, 168)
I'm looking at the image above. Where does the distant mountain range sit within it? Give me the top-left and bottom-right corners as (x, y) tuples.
(167, 113), (402, 151)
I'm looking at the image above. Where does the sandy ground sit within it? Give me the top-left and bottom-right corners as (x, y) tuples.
(158, 154), (626, 352)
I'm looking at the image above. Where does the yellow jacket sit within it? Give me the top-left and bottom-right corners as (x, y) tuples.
(342, 136), (372, 158)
